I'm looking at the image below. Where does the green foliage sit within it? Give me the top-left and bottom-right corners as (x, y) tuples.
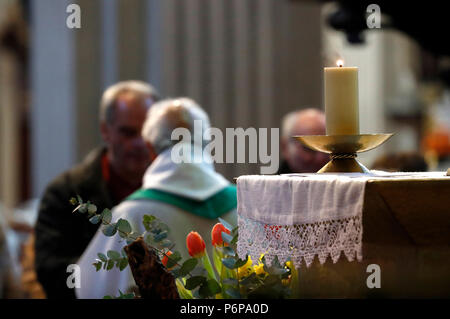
(218, 217), (233, 232)
(101, 209), (112, 224)
(222, 246), (236, 256)
(198, 279), (221, 298)
(225, 287), (241, 299)
(89, 215), (102, 224)
(93, 249), (129, 272)
(222, 257), (238, 269)
(179, 258), (198, 277)
(102, 223), (117, 237)
(165, 251), (181, 269)
(107, 250), (121, 260)
(221, 232), (233, 245)
(142, 214), (156, 231)
(103, 290), (135, 299)
(87, 204), (97, 215)
(71, 195), (296, 300)
(117, 219), (132, 238)
(185, 276), (206, 290)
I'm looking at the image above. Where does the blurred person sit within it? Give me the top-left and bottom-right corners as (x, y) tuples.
(34, 81), (159, 299)
(278, 108), (329, 174)
(20, 234), (46, 298)
(76, 98), (237, 299)
(0, 206), (23, 298)
(371, 151), (429, 172)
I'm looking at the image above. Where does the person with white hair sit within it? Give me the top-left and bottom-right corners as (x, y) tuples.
(34, 81), (159, 299)
(76, 98), (237, 299)
(278, 108), (329, 174)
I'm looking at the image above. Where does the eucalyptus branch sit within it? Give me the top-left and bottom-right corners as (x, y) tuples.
(70, 197), (189, 275)
(70, 196), (293, 299)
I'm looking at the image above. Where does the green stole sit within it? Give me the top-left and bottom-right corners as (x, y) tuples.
(126, 185), (237, 219)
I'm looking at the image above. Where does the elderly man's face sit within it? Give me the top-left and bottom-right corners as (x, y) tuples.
(101, 95), (152, 179)
(282, 116), (329, 173)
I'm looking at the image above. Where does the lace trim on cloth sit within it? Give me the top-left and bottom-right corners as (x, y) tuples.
(237, 214), (363, 268)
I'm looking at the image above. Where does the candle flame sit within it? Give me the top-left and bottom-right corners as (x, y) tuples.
(336, 59), (344, 67)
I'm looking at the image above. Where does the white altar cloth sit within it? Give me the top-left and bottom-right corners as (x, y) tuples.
(236, 171), (449, 268)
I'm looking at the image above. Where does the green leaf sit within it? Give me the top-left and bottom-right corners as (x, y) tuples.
(240, 272), (257, 286)
(160, 239), (172, 248)
(118, 258), (128, 271)
(87, 204), (97, 214)
(222, 258), (237, 269)
(179, 258), (198, 277)
(221, 232), (233, 244)
(262, 256), (288, 275)
(225, 288), (241, 299)
(106, 259), (114, 270)
(103, 295), (113, 299)
(264, 265), (289, 276)
(107, 250), (121, 260)
(218, 218), (233, 232)
(78, 204), (87, 214)
(118, 292), (135, 299)
(165, 251), (181, 269)
(272, 255), (282, 268)
(222, 278), (238, 286)
(89, 215), (101, 224)
(76, 195), (83, 204)
(97, 253), (107, 262)
(208, 279), (221, 293)
(117, 218), (132, 234)
(157, 222), (170, 233)
(222, 246), (236, 256)
(198, 279), (222, 298)
(231, 233), (239, 245)
(184, 276), (207, 290)
(101, 209), (112, 224)
(234, 255), (248, 268)
(171, 268), (182, 278)
(93, 261), (102, 272)
(153, 230), (168, 242)
(143, 215), (156, 231)
(144, 234), (155, 246)
(102, 223), (117, 237)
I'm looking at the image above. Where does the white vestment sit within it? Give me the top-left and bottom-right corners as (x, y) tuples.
(75, 147), (237, 299)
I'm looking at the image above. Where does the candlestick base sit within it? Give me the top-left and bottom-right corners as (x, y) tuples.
(292, 133), (394, 173)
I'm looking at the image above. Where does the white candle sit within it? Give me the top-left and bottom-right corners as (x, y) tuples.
(324, 60), (359, 135)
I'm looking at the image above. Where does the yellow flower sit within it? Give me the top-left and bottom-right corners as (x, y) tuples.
(253, 263), (266, 276)
(238, 256), (253, 278)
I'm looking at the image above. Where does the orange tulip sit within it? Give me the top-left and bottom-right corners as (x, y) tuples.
(211, 223), (231, 247)
(161, 250), (173, 268)
(186, 231), (206, 258)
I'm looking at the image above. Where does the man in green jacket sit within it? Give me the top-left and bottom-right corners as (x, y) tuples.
(34, 81), (159, 298)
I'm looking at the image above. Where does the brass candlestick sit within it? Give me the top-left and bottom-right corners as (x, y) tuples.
(293, 133), (394, 173)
